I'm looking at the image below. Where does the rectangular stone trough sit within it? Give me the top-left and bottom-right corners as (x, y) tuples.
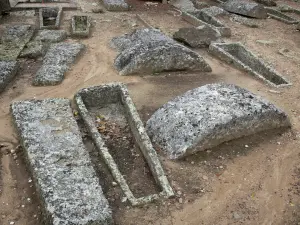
(11, 98), (112, 225)
(182, 11), (231, 37)
(74, 83), (174, 206)
(71, 15), (91, 38)
(266, 7), (299, 24)
(39, 7), (62, 29)
(209, 42), (291, 87)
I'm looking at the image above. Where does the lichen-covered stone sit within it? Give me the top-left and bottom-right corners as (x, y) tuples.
(111, 28), (211, 75)
(173, 25), (221, 48)
(102, 0), (129, 11)
(111, 28), (174, 52)
(33, 42), (84, 86)
(0, 25), (35, 60)
(146, 83), (290, 159)
(222, 0), (268, 19)
(11, 98), (112, 225)
(35, 30), (67, 43)
(0, 60), (19, 93)
(71, 15), (91, 38)
(19, 41), (48, 58)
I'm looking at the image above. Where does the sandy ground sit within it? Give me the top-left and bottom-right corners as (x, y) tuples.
(1, 0), (300, 224)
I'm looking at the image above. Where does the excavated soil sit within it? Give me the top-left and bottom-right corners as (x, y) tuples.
(1, 0), (300, 224)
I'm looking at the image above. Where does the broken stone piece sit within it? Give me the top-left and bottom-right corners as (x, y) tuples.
(173, 25), (221, 48)
(222, 0), (268, 19)
(112, 28), (211, 75)
(33, 42), (85, 86)
(11, 98), (112, 224)
(146, 83), (290, 159)
(0, 60), (19, 93)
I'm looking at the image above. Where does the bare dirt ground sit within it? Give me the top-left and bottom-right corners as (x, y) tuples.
(1, 0), (300, 224)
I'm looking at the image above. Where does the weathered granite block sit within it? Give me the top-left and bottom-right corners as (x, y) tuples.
(11, 98), (112, 225)
(35, 29), (67, 42)
(0, 24), (35, 60)
(266, 7), (298, 24)
(0, 60), (19, 93)
(102, 0), (129, 11)
(33, 42), (85, 86)
(111, 28), (212, 75)
(146, 83), (291, 159)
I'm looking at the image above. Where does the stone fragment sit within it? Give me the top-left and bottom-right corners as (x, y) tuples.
(170, 0), (196, 12)
(112, 28), (211, 75)
(0, 60), (19, 93)
(146, 83), (290, 159)
(11, 98), (112, 225)
(33, 42), (85, 86)
(192, 1), (209, 10)
(102, 0), (129, 11)
(222, 0), (268, 19)
(35, 29), (67, 43)
(173, 25), (221, 48)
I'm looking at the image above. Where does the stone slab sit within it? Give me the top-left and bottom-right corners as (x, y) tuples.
(102, 0), (129, 11)
(222, 0), (268, 19)
(0, 60), (19, 93)
(75, 83), (174, 205)
(35, 29), (67, 42)
(11, 2), (78, 11)
(0, 24), (35, 60)
(33, 42), (85, 86)
(19, 41), (48, 58)
(11, 98), (112, 225)
(146, 83), (291, 159)
(209, 42), (290, 87)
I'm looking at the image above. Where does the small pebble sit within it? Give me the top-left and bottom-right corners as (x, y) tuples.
(245, 145), (249, 148)
(178, 198), (183, 204)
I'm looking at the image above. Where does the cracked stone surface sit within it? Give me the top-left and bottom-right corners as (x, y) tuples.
(222, 0), (268, 19)
(33, 42), (85, 86)
(0, 60), (19, 93)
(103, 0), (129, 11)
(173, 25), (221, 48)
(11, 98), (112, 225)
(0, 24), (34, 60)
(111, 28), (211, 75)
(254, 0), (276, 7)
(19, 41), (48, 58)
(146, 83), (290, 159)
